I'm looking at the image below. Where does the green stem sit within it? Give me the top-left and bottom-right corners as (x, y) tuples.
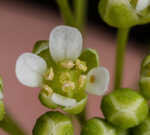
(56, 0), (75, 26)
(76, 109), (86, 126)
(74, 0), (87, 32)
(114, 28), (130, 89)
(0, 112), (27, 135)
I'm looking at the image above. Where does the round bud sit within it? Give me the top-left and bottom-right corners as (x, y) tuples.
(81, 118), (117, 135)
(101, 88), (149, 129)
(98, 0), (150, 28)
(131, 112), (150, 135)
(139, 77), (150, 99)
(139, 54), (150, 99)
(33, 111), (74, 135)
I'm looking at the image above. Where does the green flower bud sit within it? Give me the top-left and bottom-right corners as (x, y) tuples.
(98, 0), (150, 28)
(81, 118), (117, 135)
(33, 111), (74, 135)
(101, 88), (149, 129)
(131, 112), (150, 135)
(139, 54), (150, 99)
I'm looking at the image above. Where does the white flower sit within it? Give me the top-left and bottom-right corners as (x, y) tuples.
(15, 25), (110, 108)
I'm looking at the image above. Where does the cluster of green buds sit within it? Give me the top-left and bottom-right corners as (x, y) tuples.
(139, 54), (150, 99)
(99, 0), (150, 28)
(0, 77), (5, 121)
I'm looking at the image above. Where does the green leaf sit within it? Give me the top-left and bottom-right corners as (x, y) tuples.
(32, 40), (56, 67)
(79, 48), (99, 72)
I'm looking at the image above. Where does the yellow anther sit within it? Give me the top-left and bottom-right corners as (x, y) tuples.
(44, 67), (54, 81)
(59, 72), (71, 84)
(90, 75), (95, 83)
(79, 75), (87, 88)
(42, 85), (53, 96)
(75, 59), (87, 72)
(61, 60), (75, 69)
(62, 81), (75, 92)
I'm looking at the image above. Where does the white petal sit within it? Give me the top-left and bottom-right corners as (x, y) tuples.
(86, 67), (110, 96)
(49, 25), (83, 62)
(51, 93), (77, 107)
(136, 0), (150, 12)
(16, 53), (47, 87)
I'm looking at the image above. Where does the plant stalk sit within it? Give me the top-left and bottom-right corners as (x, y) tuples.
(74, 0), (87, 32)
(76, 109), (86, 126)
(114, 28), (130, 89)
(56, 0), (75, 26)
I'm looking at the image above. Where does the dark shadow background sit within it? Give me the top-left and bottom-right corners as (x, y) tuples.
(3, 0), (150, 45)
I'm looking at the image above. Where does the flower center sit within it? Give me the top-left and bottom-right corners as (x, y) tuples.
(42, 59), (88, 100)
